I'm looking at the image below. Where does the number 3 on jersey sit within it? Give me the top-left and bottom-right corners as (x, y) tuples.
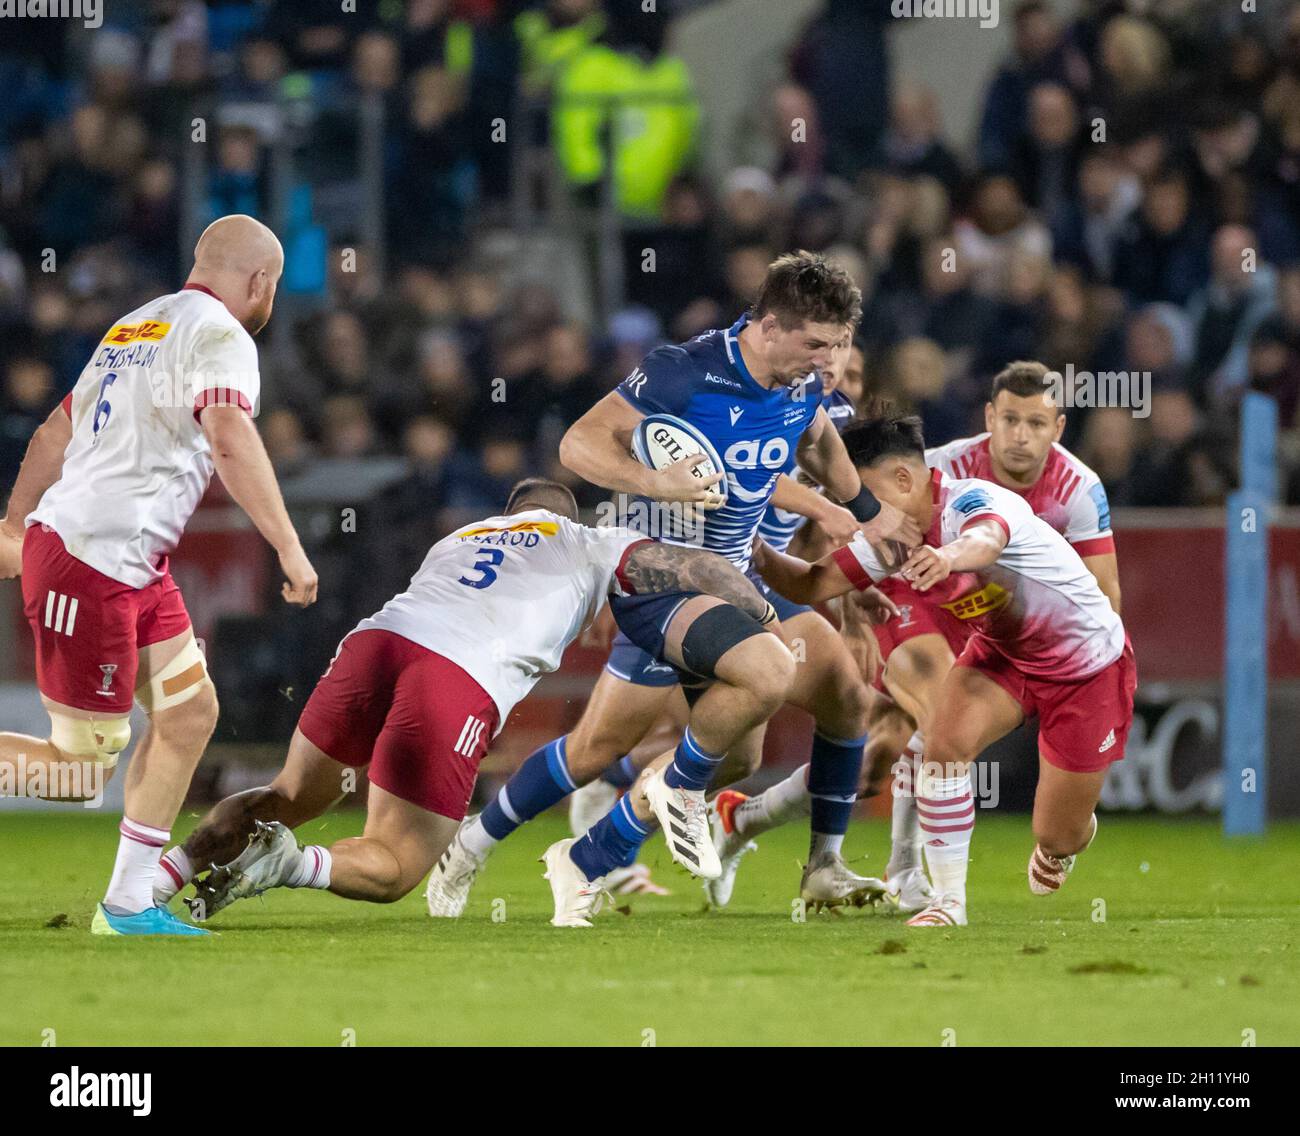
(458, 547), (504, 589)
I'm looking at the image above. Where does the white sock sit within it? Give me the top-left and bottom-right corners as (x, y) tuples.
(888, 733), (924, 877)
(105, 817), (170, 914)
(459, 814), (497, 859)
(152, 846), (193, 906)
(917, 767), (974, 906)
(809, 832), (843, 858)
(733, 763), (811, 837)
(286, 845), (332, 889)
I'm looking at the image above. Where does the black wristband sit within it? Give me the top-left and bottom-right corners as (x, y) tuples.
(846, 486), (881, 523)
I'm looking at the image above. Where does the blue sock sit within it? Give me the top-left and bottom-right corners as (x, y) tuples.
(807, 730), (865, 839)
(480, 736), (576, 841)
(570, 796), (651, 880)
(616, 832), (647, 868)
(601, 754), (638, 790)
(663, 728), (724, 792)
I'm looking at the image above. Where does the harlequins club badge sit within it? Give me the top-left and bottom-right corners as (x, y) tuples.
(96, 664), (118, 696)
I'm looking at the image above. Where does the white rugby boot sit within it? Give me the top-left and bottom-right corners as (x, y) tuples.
(905, 894), (968, 927)
(189, 821), (302, 919)
(800, 851), (887, 911)
(426, 818), (488, 918)
(885, 866), (935, 915)
(643, 767), (720, 879)
(703, 790), (757, 908)
(1028, 813), (1098, 895)
(542, 838), (610, 928)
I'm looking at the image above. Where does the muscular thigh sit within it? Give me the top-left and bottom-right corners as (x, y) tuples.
(661, 594), (725, 671)
(780, 611), (840, 700)
(926, 664), (1025, 769)
(882, 633), (955, 737)
(269, 727), (358, 813)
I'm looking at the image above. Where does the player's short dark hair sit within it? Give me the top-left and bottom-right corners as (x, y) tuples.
(752, 250), (862, 331)
(990, 360), (1061, 409)
(840, 415), (926, 468)
(505, 478), (578, 520)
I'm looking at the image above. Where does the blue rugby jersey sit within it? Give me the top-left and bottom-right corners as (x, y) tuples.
(615, 314), (823, 573)
(755, 387), (856, 553)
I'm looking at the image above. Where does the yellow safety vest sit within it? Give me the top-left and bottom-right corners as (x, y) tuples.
(553, 46), (699, 219)
(514, 10), (607, 96)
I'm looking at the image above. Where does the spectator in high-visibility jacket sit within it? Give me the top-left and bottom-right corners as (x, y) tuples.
(551, 30), (698, 221)
(515, 0), (607, 98)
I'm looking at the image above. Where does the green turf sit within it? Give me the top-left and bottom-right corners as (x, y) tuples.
(0, 811), (1295, 1046)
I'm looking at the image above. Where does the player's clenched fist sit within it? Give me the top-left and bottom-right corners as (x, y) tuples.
(652, 453), (726, 509)
(818, 502), (863, 546)
(278, 543), (319, 607)
(900, 545), (953, 592)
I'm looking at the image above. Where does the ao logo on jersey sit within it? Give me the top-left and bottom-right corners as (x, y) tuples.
(723, 436), (790, 503)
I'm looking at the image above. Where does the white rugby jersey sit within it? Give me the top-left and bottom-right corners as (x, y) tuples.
(351, 510), (647, 730)
(925, 433), (1114, 556)
(832, 473), (1125, 680)
(29, 286), (261, 588)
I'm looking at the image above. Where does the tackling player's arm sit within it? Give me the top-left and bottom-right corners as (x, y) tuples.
(770, 473), (860, 546)
(0, 402), (73, 577)
(796, 408), (923, 547)
(902, 517), (1008, 593)
(1081, 552), (1121, 614)
(559, 392), (724, 506)
(620, 541), (775, 625)
(201, 405), (318, 606)
(756, 531), (912, 606)
(751, 537), (856, 605)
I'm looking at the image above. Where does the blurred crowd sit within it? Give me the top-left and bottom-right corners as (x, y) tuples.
(4, 0), (1300, 548)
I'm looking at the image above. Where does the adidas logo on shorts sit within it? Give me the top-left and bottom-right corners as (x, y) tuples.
(1098, 728), (1117, 753)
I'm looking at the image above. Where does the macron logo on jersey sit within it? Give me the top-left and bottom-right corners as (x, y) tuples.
(729, 406), (744, 425)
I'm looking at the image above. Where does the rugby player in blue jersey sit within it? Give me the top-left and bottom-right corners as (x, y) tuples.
(428, 252), (921, 926)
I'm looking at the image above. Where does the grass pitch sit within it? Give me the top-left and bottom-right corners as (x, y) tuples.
(0, 811), (1295, 1046)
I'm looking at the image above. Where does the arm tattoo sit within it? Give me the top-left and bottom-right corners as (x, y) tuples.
(622, 542), (767, 620)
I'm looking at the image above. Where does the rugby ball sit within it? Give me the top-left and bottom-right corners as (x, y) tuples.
(631, 414), (728, 503)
